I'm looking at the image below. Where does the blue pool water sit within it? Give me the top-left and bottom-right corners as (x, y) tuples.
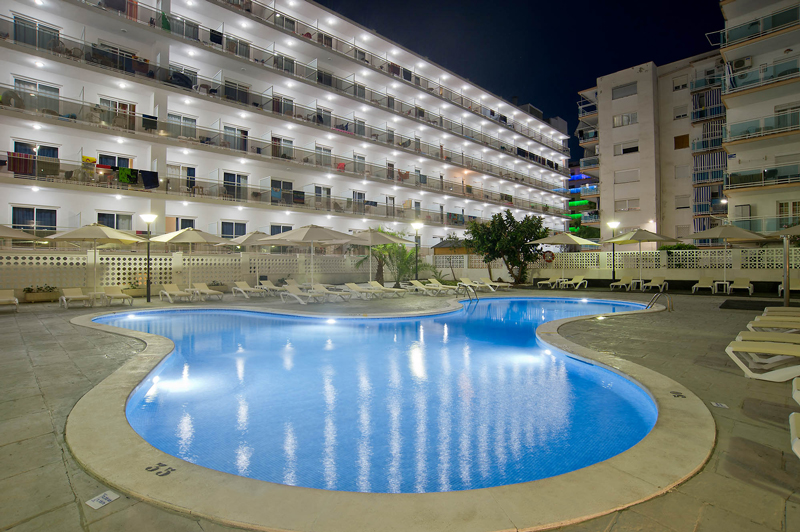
(99, 298), (657, 493)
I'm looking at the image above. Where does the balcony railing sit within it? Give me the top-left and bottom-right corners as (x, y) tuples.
(581, 214), (600, 224)
(578, 129), (598, 144)
(725, 162), (800, 189)
(692, 201), (727, 215)
(692, 167), (725, 184)
(71, 0), (569, 155)
(691, 136), (724, 152)
(577, 96), (597, 118)
(723, 57), (800, 94)
(0, 87), (569, 217)
(729, 215), (800, 233)
(580, 184), (599, 196)
(724, 110), (800, 142)
(707, 3), (800, 47)
(691, 104), (726, 123)
(580, 156), (600, 170)
(0, 21), (570, 191)
(690, 73), (722, 92)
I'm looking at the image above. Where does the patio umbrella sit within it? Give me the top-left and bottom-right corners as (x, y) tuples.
(50, 223), (147, 293)
(527, 233), (601, 280)
(352, 228), (415, 282)
(688, 225), (768, 283)
(217, 231), (270, 281)
(0, 225), (37, 240)
(259, 225), (367, 285)
(776, 224), (800, 306)
(150, 228), (228, 286)
(603, 229), (679, 288)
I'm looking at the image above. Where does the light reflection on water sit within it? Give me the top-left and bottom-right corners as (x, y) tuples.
(110, 298), (657, 493)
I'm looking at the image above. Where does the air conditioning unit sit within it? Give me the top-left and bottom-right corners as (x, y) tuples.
(731, 56), (752, 71)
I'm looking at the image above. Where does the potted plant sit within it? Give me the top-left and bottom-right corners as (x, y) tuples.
(208, 280), (229, 292)
(122, 279), (148, 298)
(23, 284), (60, 303)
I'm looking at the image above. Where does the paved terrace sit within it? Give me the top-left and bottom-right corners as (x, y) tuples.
(0, 288), (797, 532)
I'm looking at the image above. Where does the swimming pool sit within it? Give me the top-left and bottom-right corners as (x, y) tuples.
(99, 298), (657, 494)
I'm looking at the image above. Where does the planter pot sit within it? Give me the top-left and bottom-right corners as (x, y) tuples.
(25, 292), (60, 303)
(208, 285), (229, 293)
(122, 288), (148, 298)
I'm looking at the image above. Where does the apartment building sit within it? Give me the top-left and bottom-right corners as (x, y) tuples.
(575, 51), (725, 247)
(709, 0), (800, 233)
(0, 0), (570, 246)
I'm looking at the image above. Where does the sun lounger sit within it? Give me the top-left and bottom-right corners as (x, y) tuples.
(537, 276), (562, 289)
(610, 276), (633, 291)
(764, 307), (800, 316)
(729, 278), (753, 295)
(368, 281), (406, 297)
(312, 284), (352, 302)
(793, 378), (800, 407)
(344, 282), (384, 300)
(59, 288), (92, 308)
(691, 277), (714, 294)
(258, 280), (287, 295)
(280, 285), (326, 304)
(232, 281), (267, 299)
(410, 280), (444, 296)
(285, 279), (300, 288)
(193, 283), (224, 300)
(791, 412), (800, 460)
(480, 277), (511, 291)
(426, 279), (459, 294)
(460, 278), (489, 292)
(561, 276), (587, 290)
(159, 283), (193, 303)
(642, 277), (668, 292)
(725, 341), (800, 381)
(748, 319), (800, 333)
(736, 331), (800, 345)
(103, 286), (133, 306)
(755, 315), (800, 323)
(0, 290), (19, 312)
(779, 279), (800, 297)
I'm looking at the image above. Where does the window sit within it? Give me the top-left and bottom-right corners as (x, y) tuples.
(612, 82), (637, 100)
(673, 105), (688, 120)
(675, 165), (690, 179)
(13, 15), (59, 50)
(674, 134), (690, 150)
(15, 78), (59, 114)
(315, 107), (332, 127)
(355, 119), (366, 137)
(98, 154), (130, 167)
(315, 145), (332, 167)
(613, 140), (639, 156)
(167, 113), (197, 138)
(167, 164), (196, 189)
(12, 206), (57, 233)
(614, 198), (640, 211)
(316, 70), (333, 87)
(672, 75), (688, 91)
(177, 218), (195, 230)
(221, 221), (246, 239)
(614, 169), (640, 184)
(13, 141), (58, 159)
(225, 35), (250, 58)
(612, 112), (637, 128)
(170, 16), (200, 40)
(676, 225), (690, 238)
(97, 212), (132, 230)
(675, 195), (691, 209)
(224, 80), (250, 105)
(353, 154), (366, 174)
(169, 63), (198, 86)
(223, 126), (248, 151)
(99, 97), (136, 130)
(271, 137), (294, 159)
(270, 224), (292, 235)
(271, 179), (293, 205)
(223, 172), (248, 200)
(274, 54), (295, 75)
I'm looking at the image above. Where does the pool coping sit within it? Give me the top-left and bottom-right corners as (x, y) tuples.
(65, 295), (716, 532)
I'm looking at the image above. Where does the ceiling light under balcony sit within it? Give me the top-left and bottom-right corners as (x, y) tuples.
(119, 83), (127, 89)
(186, 0), (193, 5)
(285, 211), (291, 215)
(327, 18), (335, 24)
(35, 0), (43, 4)
(238, 206), (244, 211)
(115, 194), (122, 200)
(31, 186), (40, 192)
(182, 201), (189, 206)
(327, 215), (332, 219)
(33, 124), (41, 130)
(241, 22), (248, 28)
(117, 138), (124, 144)
(184, 98), (191, 104)
(34, 61), (44, 68)
(240, 159), (246, 164)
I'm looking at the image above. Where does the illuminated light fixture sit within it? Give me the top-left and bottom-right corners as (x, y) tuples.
(115, 194), (122, 200)
(326, 319), (336, 324)
(34, 61), (44, 67)
(238, 206), (244, 211)
(186, 0), (193, 4)
(287, 82), (294, 88)
(117, 138), (124, 144)
(648, 219), (654, 224)
(119, 83), (127, 88)
(721, 199), (728, 204)
(327, 17), (335, 24)
(184, 98), (191, 104)
(31, 186), (40, 192)
(240, 159), (246, 164)
(182, 201), (189, 206)
(183, 149), (190, 155)
(35, 0), (43, 4)
(327, 215), (332, 219)
(241, 22), (248, 28)
(33, 124), (42, 130)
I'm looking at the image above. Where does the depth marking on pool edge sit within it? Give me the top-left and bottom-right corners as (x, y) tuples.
(145, 463), (177, 477)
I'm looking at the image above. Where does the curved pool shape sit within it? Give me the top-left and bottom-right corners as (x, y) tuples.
(97, 298), (657, 494)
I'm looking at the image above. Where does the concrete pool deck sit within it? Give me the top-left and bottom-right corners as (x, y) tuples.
(0, 289), (798, 531)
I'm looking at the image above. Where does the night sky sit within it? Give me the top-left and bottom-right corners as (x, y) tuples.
(314, 0), (725, 161)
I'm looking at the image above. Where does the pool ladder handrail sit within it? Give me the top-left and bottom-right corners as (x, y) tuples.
(459, 282), (480, 302)
(646, 292), (673, 312)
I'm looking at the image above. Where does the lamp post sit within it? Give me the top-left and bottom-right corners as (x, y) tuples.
(139, 214), (158, 303)
(607, 221), (620, 281)
(411, 222), (424, 280)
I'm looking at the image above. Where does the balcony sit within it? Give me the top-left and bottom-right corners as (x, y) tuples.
(580, 156), (600, 170)
(691, 104), (726, 123)
(724, 110), (800, 143)
(580, 184), (600, 197)
(692, 167), (725, 184)
(568, 199), (597, 211)
(692, 200), (728, 215)
(581, 213), (600, 224)
(691, 136), (724, 152)
(0, 84), (569, 217)
(725, 162), (800, 189)
(723, 57), (800, 95)
(729, 215), (800, 233)
(577, 128), (599, 146)
(690, 73), (722, 92)
(707, 3), (800, 47)
(577, 97), (598, 121)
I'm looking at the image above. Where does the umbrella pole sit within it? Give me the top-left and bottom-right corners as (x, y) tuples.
(188, 243), (192, 287)
(784, 235), (790, 307)
(369, 246), (373, 283)
(639, 241), (642, 290)
(311, 243), (315, 286)
(93, 238), (98, 294)
(723, 239), (727, 284)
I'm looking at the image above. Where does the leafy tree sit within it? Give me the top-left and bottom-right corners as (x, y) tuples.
(440, 232), (463, 281)
(574, 225), (600, 239)
(464, 210), (548, 284)
(658, 243), (699, 250)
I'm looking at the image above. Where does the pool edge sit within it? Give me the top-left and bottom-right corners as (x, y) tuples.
(65, 296), (716, 532)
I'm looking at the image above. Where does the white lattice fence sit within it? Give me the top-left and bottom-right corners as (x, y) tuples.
(553, 252), (600, 269)
(182, 255), (241, 285)
(662, 249), (731, 270)
(250, 255), (299, 278)
(0, 252), (87, 289)
(305, 255), (366, 275)
(99, 254), (173, 287)
(740, 248), (800, 269)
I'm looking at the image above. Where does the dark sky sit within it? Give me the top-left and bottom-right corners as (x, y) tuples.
(314, 0), (725, 161)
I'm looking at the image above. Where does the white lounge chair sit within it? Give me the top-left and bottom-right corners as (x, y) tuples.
(59, 288), (92, 308)
(258, 280), (287, 295)
(426, 279), (459, 294)
(736, 331), (800, 345)
(642, 277), (668, 292)
(280, 285), (326, 304)
(344, 282), (384, 300)
(725, 341), (800, 381)
(312, 284), (352, 302)
(232, 281), (267, 299)
(481, 277), (512, 291)
(610, 276), (633, 291)
(748, 319), (800, 333)
(537, 276), (562, 289)
(103, 286), (133, 306)
(791, 412), (800, 460)
(284, 279), (301, 288)
(561, 276), (587, 290)
(691, 277), (714, 294)
(460, 278), (489, 292)
(729, 278), (753, 296)
(793, 377), (800, 407)
(368, 281), (407, 298)
(410, 280), (444, 296)
(193, 283), (224, 300)
(764, 307), (800, 316)
(0, 290), (19, 312)
(159, 283), (193, 303)
(779, 279), (800, 297)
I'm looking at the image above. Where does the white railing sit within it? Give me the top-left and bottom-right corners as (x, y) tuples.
(723, 57), (800, 94)
(725, 110), (800, 142)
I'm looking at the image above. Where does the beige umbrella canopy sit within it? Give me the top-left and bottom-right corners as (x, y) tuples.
(223, 231), (271, 247)
(50, 223), (147, 292)
(0, 225), (37, 240)
(689, 225), (768, 283)
(150, 228), (229, 286)
(528, 233), (601, 280)
(352, 228), (415, 282)
(603, 229), (679, 285)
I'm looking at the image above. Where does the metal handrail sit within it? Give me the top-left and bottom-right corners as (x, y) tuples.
(459, 282), (479, 301)
(646, 292), (674, 312)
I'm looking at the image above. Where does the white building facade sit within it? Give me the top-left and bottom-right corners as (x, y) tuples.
(0, 0), (570, 248)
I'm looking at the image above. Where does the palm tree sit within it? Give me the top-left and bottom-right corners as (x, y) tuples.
(354, 244), (390, 284)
